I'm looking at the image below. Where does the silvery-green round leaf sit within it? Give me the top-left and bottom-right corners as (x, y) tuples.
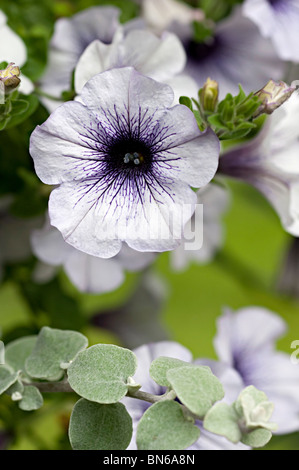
(69, 399), (132, 450)
(67, 344), (137, 404)
(5, 336), (37, 379)
(18, 386), (44, 411)
(241, 428), (272, 448)
(166, 366), (224, 418)
(0, 365), (19, 395)
(149, 357), (193, 387)
(6, 379), (24, 397)
(203, 402), (242, 443)
(25, 327), (88, 381)
(136, 401), (200, 450)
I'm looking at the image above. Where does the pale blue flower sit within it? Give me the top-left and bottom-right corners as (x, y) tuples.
(214, 306), (299, 434)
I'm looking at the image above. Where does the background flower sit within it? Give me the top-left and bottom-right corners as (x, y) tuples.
(214, 306), (299, 434)
(39, 5), (143, 112)
(171, 183), (230, 271)
(0, 10), (33, 94)
(74, 29), (198, 104)
(218, 92), (299, 237)
(243, 0), (299, 62)
(31, 216), (155, 294)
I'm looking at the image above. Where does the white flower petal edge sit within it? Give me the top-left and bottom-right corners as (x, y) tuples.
(31, 217), (155, 293)
(39, 6), (143, 112)
(74, 29), (192, 101)
(30, 67), (220, 257)
(243, 0), (299, 62)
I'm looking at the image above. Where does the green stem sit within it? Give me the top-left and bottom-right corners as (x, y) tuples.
(34, 88), (63, 102)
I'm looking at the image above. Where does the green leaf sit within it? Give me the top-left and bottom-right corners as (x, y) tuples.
(6, 378), (24, 399)
(220, 102), (235, 122)
(219, 128), (255, 141)
(25, 327), (88, 381)
(0, 61), (8, 69)
(234, 85), (247, 105)
(0, 117), (10, 131)
(207, 114), (227, 129)
(0, 365), (19, 395)
(18, 386), (43, 411)
(5, 94), (39, 129)
(192, 20), (214, 42)
(5, 336), (37, 378)
(10, 99), (29, 116)
(166, 366), (224, 418)
(193, 109), (205, 129)
(69, 399), (132, 450)
(203, 402), (242, 443)
(137, 400), (200, 450)
(235, 385), (277, 432)
(67, 344), (137, 404)
(149, 357), (192, 387)
(179, 96), (193, 110)
(241, 428), (272, 448)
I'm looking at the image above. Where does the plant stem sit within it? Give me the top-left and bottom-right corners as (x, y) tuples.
(34, 88), (62, 102)
(126, 389), (177, 404)
(24, 381), (74, 393)
(23, 382), (177, 404)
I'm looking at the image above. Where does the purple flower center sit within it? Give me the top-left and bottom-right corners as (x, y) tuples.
(185, 35), (222, 63)
(268, 0), (289, 12)
(108, 137), (152, 172)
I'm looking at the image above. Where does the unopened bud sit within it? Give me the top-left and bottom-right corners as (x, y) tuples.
(0, 62), (21, 93)
(254, 79), (295, 117)
(199, 78), (219, 112)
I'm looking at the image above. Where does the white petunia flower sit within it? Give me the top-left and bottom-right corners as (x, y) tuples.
(30, 67), (220, 258)
(39, 6), (143, 112)
(171, 183), (230, 271)
(74, 29), (198, 105)
(243, 0), (299, 62)
(0, 10), (33, 95)
(214, 306), (299, 434)
(219, 92), (299, 237)
(31, 216), (155, 294)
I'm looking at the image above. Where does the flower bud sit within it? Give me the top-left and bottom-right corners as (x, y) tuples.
(254, 79), (295, 116)
(0, 62), (21, 93)
(235, 386), (278, 432)
(199, 77), (219, 112)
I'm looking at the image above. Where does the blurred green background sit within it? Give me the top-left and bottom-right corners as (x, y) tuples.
(0, 0), (299, 450)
